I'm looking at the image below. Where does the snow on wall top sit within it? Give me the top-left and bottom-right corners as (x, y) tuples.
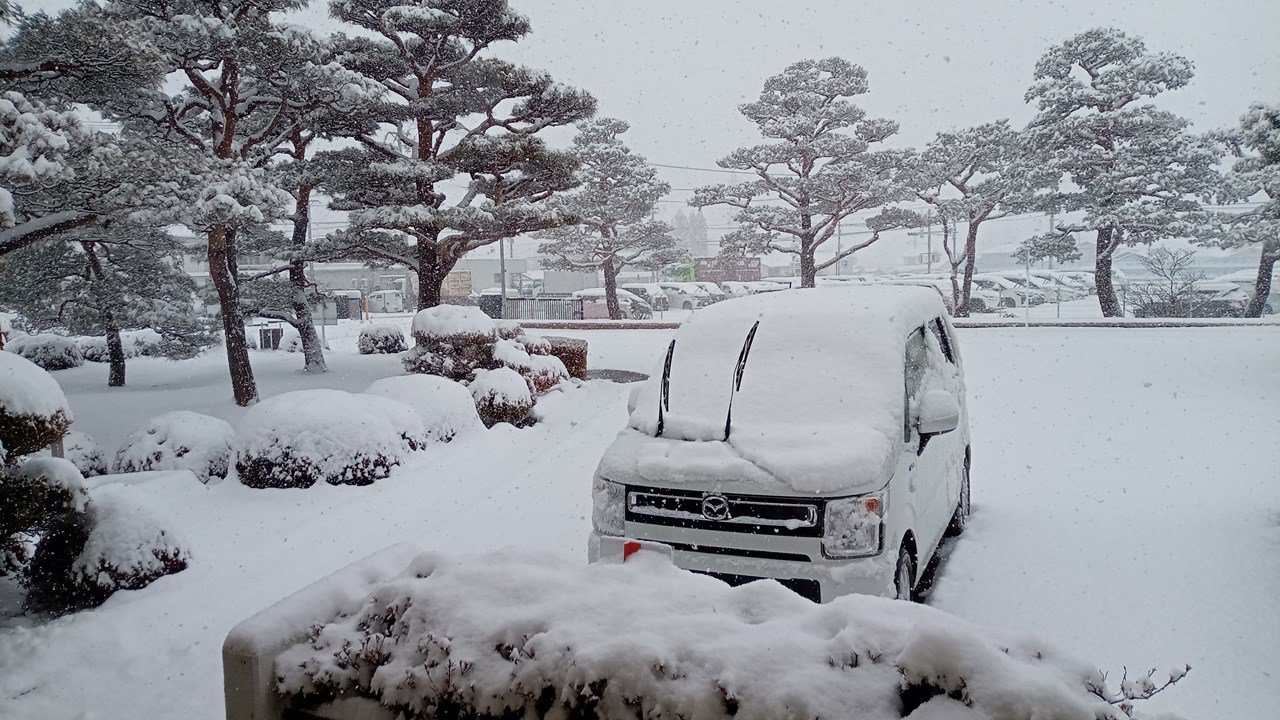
(0, 349), (74, 420)
(275, 549), (1123, 720)
(411, 304), (495, 339)
(618, 286), (946, 494)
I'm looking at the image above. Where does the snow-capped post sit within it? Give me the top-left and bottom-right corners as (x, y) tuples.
(1213, 103), (1279, 318)
(312, 0), (596, 311)
(904, 122), (1054, 316)
(692, 58), (919, 288)
(536, 118), (687, 320)
(0, 224), (216, 387)
(1024, 28), (1223, 318)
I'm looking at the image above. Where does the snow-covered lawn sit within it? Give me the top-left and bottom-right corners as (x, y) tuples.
(1, 325), (1276, 719)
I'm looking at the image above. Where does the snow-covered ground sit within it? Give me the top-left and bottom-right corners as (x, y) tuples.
(1, 324), (1277, 719)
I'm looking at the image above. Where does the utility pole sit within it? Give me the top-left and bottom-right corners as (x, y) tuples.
(836, 220), (843, 275)
(926, 210), (933, 274)
(498, 233), (508, 318)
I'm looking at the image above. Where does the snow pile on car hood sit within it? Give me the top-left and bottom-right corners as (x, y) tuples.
(618, 286), (944, 493)
(275, 549), (1157, 720)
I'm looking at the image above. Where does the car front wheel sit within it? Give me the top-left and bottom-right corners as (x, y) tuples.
(682, 301), (693, 310)
(894, 545), (917, 602)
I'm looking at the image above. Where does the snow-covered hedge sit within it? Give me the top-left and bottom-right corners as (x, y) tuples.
(354, 394), (427, 452)
(276, 551), (1190, 720)
(0, 351), (74, 456)
(471, 367), (534, 427)
(541, 335), (588, 380)
(235, 390), (403, 489)
(357, 325), (408, 355)
(63, 430), (107, 477)
(402, 305), (568, 426)
(113, 411), (235, 484)
(69, 483), (191, 604)
(75, 329), (164, 363)
(1, 457), (88, 579)
(6, 333), (83, 370)
(363, 375), (483, 443)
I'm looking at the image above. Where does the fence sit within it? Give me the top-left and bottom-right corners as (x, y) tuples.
(496, 297), (585, 321)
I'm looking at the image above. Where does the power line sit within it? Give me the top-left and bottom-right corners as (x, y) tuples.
(650, 162), (756, 176)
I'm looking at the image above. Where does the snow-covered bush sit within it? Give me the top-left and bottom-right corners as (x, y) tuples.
(471, 367), (534, 427)
(355, 394), (428, 452)
(357, 325), (408, 355)
(402, 305), (568, 423)
(75, 335), (112, 363)
(68, 484), (191, 605)
(1, 457), (88, 579)
(276, 551), (1191, 720)
(113, 411), (235, 484)
(0, 351), (74, 456)
(64, 430), (107, 477)
(123, 328), (163, 356)
(235, 390), (403, 489)
(363, 375), (483, 443)
(7, 333), (84, 370)
(280, 325), (302, 353)
(542, 335), (588, 380)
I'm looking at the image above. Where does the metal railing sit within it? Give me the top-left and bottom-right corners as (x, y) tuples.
(499, 297), (585, 321)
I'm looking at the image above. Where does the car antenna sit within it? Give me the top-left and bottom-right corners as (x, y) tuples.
(656, 338), (676, 437)
(724, 320), (761, 441)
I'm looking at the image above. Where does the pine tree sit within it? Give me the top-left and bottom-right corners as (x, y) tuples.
(1217, 103), (1279, 317)
(692, 58), (918, 287)
(1024, 28), (1223, 317)
(316, 0), (596, 311)
(536, 119), (686, 319)
(907, 121), (1054, 316)
(0, 224), (215, 386)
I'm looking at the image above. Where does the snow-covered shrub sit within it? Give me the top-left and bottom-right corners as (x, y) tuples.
(64, 430), (107, 477)
(75, 335), (112, 363)
(277, 551), (1191, 720)
(355, 394), (428, 452)
(68, 484), (191, 604)
(363, 376), (483, 443)
(280, 325), (302, 353)
(357, 325), (408, 355)
(114, 411), (235, 484)
(470, 367), (534, 427)
(1, 457), (88, 579)
(235, 390), (403, 489)
(7, 333), (83, 370)
(542, 335), (588, 380)
(123, 328), (163, 356)
(402, 305), (568, 422)
(0, 351), (74, 456)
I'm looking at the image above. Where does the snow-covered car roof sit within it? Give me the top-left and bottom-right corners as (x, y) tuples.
(572, 288), (644, 303)
(603, 285), (949, 494)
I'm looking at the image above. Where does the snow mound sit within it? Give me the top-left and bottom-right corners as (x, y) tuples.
(276, 550), (1168, 720)
(363, 375), (483, 443)
(113, 411), (235, 484)
(411, 304), (495, 341)
(354, 393), (428, 452)
(234, 389), (403, 489)
(72, 483), (190, 596)
(124, 328), (163, 356)
(357, 325), (408, 354)
(471, 367), (533, 426)
(13, 456), (90, 514)
(6, 333), (84, 370)
(64, 430), (107, 477)
(0, 350), (74, 456)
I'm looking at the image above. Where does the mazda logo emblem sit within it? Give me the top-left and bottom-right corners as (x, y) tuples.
(701, 494), (731, 521)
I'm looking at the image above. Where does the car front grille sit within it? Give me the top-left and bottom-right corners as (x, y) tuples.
(625, 485), (823, 538)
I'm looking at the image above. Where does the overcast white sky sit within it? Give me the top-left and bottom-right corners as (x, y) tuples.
(30, 0), (1280, 267)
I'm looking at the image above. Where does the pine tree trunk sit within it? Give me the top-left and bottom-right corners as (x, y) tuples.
(105, 324), (126, 387)
(1244, 242), (1278, 318)
(603, 260), (621, 320)
(957, 222), (981, 317)
(208, 224), (258, 406)
(289, 184), (326, 373)
(1095, 228), (1122, 317)
(415, 239), (455, 312)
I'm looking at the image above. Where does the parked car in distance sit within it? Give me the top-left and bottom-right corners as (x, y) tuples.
(590, 285), (971, 603)
(690, 282), (729, 304)
(719, 281), (755, 298)
(619, 283), (671, 311)
(366, 289), (405, 314)
(571, 288), (653, 319)
(1028, 271), (1086, 301)
(659, 282), (713, 310)
(973, 274), (1047, 306)
(745, 281), (787, 293)
(896, 275), (1002, 314)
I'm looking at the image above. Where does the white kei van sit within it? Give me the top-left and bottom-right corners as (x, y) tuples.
(589, 285), (970, 602)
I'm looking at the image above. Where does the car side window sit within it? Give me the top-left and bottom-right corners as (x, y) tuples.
(903, 327), (929, 441)
(929, 318), (956, 364)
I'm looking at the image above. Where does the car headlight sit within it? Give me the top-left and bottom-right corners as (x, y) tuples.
(822, 492), (885, 558)
(592, 477), (625, 536)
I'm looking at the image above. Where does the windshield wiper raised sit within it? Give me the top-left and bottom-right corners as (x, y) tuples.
(724, 320), (761, 441)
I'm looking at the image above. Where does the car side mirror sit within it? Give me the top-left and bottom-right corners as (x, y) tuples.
(917, 389), (960, 437)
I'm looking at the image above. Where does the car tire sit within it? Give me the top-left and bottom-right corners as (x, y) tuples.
(683, 301), (693, 310)
(945, 459), (970, 537)
(1000, 298), (1016, 309)
(967, 298), (987, 313)
(894, 544), (917, 602)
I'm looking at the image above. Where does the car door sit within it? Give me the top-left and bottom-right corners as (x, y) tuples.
(903, 322), (963, 561)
